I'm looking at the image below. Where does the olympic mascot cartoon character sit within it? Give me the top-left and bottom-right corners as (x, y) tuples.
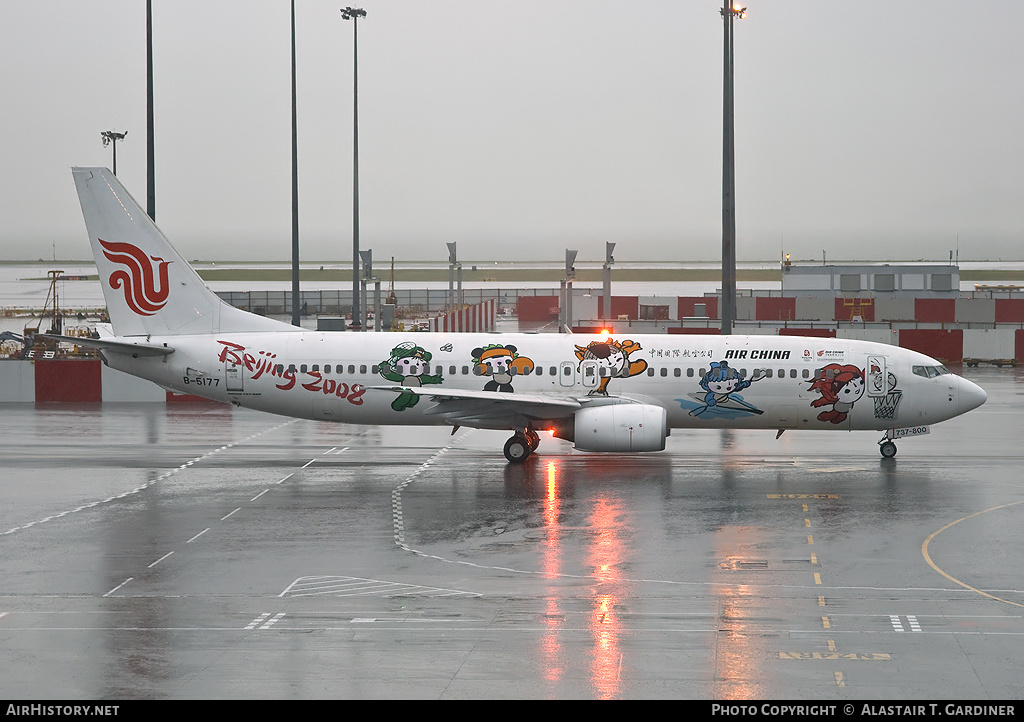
(573, 338), (648, 396)
(378, 342), (444, 411)
(808, 363), (865, 424)
(472, 344), (535, 392)
(689, 360), (767, 416)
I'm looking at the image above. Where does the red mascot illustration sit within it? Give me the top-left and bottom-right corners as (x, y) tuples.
(808, 363), (865, 424)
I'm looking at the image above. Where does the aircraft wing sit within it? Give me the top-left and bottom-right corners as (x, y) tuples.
(368, 385), (584, 429)
(39, 334), (174, 357)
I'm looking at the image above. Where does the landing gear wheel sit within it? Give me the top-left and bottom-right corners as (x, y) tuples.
(525, 429), (540, 451)
(879, 441), (897, 459)
(504, 435), (532, 464)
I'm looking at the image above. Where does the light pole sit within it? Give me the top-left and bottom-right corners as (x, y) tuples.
(291, 0), (301, 327)
(720, 2), (745, 335)
(342, 6), (367, 330)
(561, 249), (577, 333)
(146, 0), (155, 221)
(100, 131), (127, 176)
(602, 242), (615, 322)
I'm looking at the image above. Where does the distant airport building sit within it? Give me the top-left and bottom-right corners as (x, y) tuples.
(781, 263), (960, 299)
(541, 262), (1024, 367)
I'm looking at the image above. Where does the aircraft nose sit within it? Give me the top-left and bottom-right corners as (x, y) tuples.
(958, 376), (987, 414)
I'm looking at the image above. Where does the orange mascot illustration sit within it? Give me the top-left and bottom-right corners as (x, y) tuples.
(573, 338), (648, 396)
(472, 344), (535, 392)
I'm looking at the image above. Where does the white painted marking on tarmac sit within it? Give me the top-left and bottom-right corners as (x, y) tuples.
(391, 436), (470, 553)
(250, 489), (270, 501)
(104, 577), (133, 597)
(0, 612), (8, 620)
(301, 459), (316, 468)
(1, 419), (298, 537)
(261, 613), (286, 629)
(280, 575), (481, 598)
(148, 552), (174, 568)
(186, 528), (210, 544)
(245, 613), (271, 630)
(221, 508), (241, 520)
(890, 615), (905, 632)
(277, 473), (293, 484)
(907, 615), (922, 632)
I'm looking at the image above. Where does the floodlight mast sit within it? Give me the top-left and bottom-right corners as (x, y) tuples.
(146, 0), (155, 221)
(100, 131), (127, 176)
(720, 2), (745, 335)
(291, 0), (301, 327)
(342, 7), (367, 330)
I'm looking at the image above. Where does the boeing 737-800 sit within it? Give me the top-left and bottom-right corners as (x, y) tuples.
(49, 168), (987, 463)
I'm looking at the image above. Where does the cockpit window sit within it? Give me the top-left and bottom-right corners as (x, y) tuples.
(913, 365), (950, 378)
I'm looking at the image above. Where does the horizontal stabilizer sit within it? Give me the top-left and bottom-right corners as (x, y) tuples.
(39, 334), (174, 357)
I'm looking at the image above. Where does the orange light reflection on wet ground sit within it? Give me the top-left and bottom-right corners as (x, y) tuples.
(541, 460), (563, 686)
(712, 526), (766, 699)
(586, 496), (625, 699)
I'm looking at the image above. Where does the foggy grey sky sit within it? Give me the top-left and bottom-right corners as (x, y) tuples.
(2, 1), (1022, 263)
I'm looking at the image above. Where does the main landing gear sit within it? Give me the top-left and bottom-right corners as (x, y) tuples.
(503, 428), (540, 464)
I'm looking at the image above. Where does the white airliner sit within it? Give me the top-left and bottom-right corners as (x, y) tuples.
(52, 167), (987, 463)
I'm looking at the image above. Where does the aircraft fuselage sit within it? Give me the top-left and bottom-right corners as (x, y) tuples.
(104, 331), (981, 433)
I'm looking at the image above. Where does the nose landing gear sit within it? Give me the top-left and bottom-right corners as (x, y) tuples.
(503, 428), (541, 463)
(878, 434), (897, 459)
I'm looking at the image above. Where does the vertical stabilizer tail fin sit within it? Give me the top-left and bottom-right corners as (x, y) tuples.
(73, 167), (291, 336)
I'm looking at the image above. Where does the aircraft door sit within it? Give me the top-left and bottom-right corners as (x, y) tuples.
(866, 354), (901, 422)
(225, 361), (244, 393)
(866, 355), (887, 397)
(559, 361), (576, 387)
(581, 360), (599, 389)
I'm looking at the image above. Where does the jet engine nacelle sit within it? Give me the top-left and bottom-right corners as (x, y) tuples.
(573, 403), (667, 453)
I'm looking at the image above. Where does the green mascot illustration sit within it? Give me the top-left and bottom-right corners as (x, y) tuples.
(378, 342), (444, 411)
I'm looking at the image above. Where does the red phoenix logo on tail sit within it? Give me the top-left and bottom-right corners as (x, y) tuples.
(98, 239), (172, 316)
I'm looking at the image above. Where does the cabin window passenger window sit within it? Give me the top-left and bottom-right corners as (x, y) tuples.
(371, 365), (379, 374)
(550, 367), (557, 376)
(312, 364), (319, 372)
(360, 365), (367, 374)
(436, 365), (443, 376)
(462, 366), (469, 375)
(660, 368), (668, 377)
(801, 369), (809, 378)
(647, 368), (655, 377)
(288, 364), (296, 373)
(563, 366), (572, 376)
(348, 365), (355, 374)
(673, 368), (681, 377)
(300, 364), (307, 373)
(687, 368), (694, 378)
(449, 365), (456, 375)
(323, 365), (331, 374)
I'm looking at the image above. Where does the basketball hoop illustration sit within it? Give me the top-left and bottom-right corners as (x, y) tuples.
(872, 389), (903, 420)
